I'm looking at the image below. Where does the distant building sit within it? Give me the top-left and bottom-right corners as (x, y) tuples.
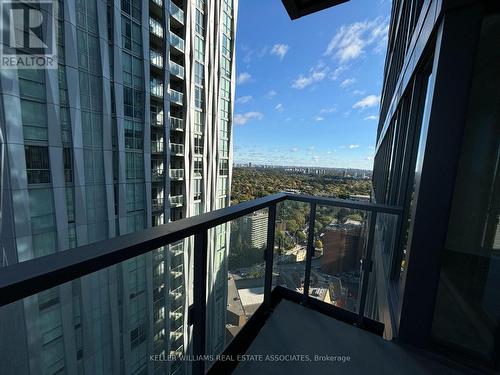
(244, 211), (268, 249)
(320, 224), (364, 275)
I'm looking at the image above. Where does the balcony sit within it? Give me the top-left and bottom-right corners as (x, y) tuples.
(169, 31), (184, 53)
(0, 193), (470, 375)
(169, 1), (184, 26)
(150, 49), (163, 69)
(170, 116), (184, 131)
(169, 88), (183, 105)
(151, 141), (164, 153)
(169, 195), (184, 208)
(170, 143), (184, 155)
(152, 169), (164, 182)
(149, 17), (164, 39)
(169, 60), (184, 79)
(151, 79), (164, 98)
(169, 168), (184, 180)
(152, 198), (164, 212)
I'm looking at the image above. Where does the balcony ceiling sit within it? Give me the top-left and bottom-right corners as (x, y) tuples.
(281, 0), (350, 20)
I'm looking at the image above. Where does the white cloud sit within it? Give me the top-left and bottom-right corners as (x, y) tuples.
(319, 107), (337, 115)
(364, 115), (379, 121)
(236, 95), (253, 104)
(275, 103), (284, 112)
(325, 17), (389, 62)
(313, 116), (324, 122)
(291, 147), (299, 152)
(292, 66), (329, 90)
(365, 156), (374, 161)
(234, 112), (263, 125)
(330, 65), (348, 81)
(349, 144), (360, 149)
(312, 155), (320, 163)
(265, 90), (277, 99)
(352, 89), (366, 96)
(237, 72), (252, 85)
(353, 95), (380, 109)
(270, 44), (290, 60)
(340, 78), (356, 88)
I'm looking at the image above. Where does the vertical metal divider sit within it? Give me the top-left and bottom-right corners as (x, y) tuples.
(302, 203), (317, 303)
(193, 230), (208, 374)
(357, 211), (378, 326)
(264, 203), (277, 308)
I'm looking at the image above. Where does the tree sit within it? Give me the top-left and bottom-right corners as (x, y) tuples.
(315, 239), (323, 249)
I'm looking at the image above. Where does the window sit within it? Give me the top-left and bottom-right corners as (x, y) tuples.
(194, 157), (203, 177)
(193, 179), (202, 201)
(194, 35), (205, 61)
(219, 159), (229, 176)
(25, 146), (50, 184)
(194, 135), (203, 155)
(125, 120), (143, 150)
(194, 110), (204, 133)
(122, 0), (141, 21)
(63, 148), (73, 183)
(126, 152), (144, 180)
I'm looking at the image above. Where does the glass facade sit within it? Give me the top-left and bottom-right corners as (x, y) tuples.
(432, 13), (500, 366)
(0, 0), (237, 374)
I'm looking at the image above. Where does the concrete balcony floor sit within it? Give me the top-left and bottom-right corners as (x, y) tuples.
(232, 299), (471, 375)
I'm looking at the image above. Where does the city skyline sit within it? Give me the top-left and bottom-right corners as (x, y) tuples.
(233, 0), (391, 169)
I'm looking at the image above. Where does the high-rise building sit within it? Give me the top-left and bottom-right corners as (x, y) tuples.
(0, 0), (237, 373)
(243, 212), (269, 249)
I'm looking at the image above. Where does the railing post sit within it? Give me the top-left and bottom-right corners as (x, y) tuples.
(264, 204), (277, 308)
(303, 203), (317, 304)
(357, 211), (377, 325)
(193, 230), (208, 374)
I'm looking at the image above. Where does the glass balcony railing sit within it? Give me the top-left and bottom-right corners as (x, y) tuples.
(151, 141), (164, 153)
(151, 0), (163, 6)
(170, 1), (184, 24)
(169, 60), (184, 79)
(169, 31), (184, 52)
(149, 17), (164, 38)
(151, 79), (164, 98)
(169, 195), (184, 207)
(169, 168), (184, 180)
(170, 143), (184, 155)
(152, 198), (164, 212)
(170, 116), (184, 131)
(152, 168), (164, 182)
(0, 193), (402, 374)
(169, 89), (183, 105)
(150, 49), (163, 68)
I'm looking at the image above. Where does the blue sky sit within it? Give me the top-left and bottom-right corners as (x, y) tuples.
(232, 0), (391, 170)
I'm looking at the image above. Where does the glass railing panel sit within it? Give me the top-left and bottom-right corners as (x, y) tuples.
(169, 169), (184, 179)
(169, 60), (185, 79)
(308, 205), (370, 314)
(169, 89), (183, 105)
(0, 240), (192, 375)
(150, 50), (163, 68)
(169, 32), (185, 52)
(169, 116), (184, 131)
(272, 200), (311, 293)
(149, 17), (164, 38)
(206, 209), (269, 357)
(170, 1), (184, 24)
(170, 143), (184, 155)
(169, 195), (184, 207)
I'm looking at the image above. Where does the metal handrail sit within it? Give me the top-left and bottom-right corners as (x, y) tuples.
(0, 193), (401, 307)
(0, 193), (402, 374)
